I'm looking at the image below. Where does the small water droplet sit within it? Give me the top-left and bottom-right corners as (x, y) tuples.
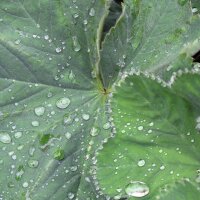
(55, 47), (62, 53)
(34, 106), (45, 116)
(103, 122), (110, 130)
(56, 97), (70, 109)
(29, 146), (36, 156)
(138, 126), (144, 131)
(22, 182), (29, 188)
(28, 160), (39, 168)
(89, 8), (95, 16)
(125, 181), (149, 198)
(68, 192), (75, 199)
(15, 40), (21, 45)
(65, 132), (72, 139)
(0, 133), (11, 144)
(82, 114), (90, 121)
(31, 121), (39, 127)
(137, 159), (145, 167)
(72, 36), (81, 52)
(14, 131), (22, 139)
(44, 35), (49, 40)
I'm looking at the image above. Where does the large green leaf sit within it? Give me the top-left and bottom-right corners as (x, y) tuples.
(1, 0), (200, 199)
(0, 0), (112, 199)
(99, 0), (200, 88)
(96, 73), (200, 199)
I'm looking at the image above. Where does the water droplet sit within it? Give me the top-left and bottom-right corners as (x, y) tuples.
(82, 114), (90, 121)
(72, 36), (81, 52)
(34, 106), (45, 116)
(14, 131), (22, 139)
(31, 121), (39, 127)
(15, 40), (21, 45)
(54, 148), (65, 160)
(70, 166), (78, 172)
(103, 122), (110, 130)
(89, 8), (95, 16)
(65, 132), (72, 139)
(125, 181), (149, 197)
(0, 133), (11, 144)
(56, 97), (70, 109)
(90, 127), (100, 137)
(138, 126), (144, 131)
(55, 47), (62, 53)
(22, 182), (29, 188)
(137, 159), (145, 167)
(28, 160), (39, 168)
(44, 35), (49, 40)
(68, 192), (75, 199)
(29, 146), (36, 156)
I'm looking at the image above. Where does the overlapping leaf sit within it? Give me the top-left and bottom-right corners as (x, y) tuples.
(96, 73), (200, 199)
(99, 0), (200, 88)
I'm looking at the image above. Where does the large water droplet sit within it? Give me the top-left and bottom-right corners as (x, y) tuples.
(125, 181), (149, 198)
(56, 97), (70, 109)
(0, 133), (11, 144)
(72, 36), (81, 52)
(34, 106), (45, 116)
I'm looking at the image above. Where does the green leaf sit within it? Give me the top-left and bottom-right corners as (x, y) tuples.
(96, 73), (200, 199)
(0, 0), (112, 199)
(99, 0), (200, 88)
(191, 0), (200, 14)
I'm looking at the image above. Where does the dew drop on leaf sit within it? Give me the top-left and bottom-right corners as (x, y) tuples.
(72, 36), (81, 52)
(65, 132), (72, 140)
(0, 132), (11, 144)
(103, 122), (110, 130)
(31, 121), (39, 127)
(89, 8), (95, 16)
(22, 182), (29, 188)
(34, 106), (45, 116)
(137, 159), (146, 167)
(55, 47), (62, 53)
(82, 114), (90, 121)
(14, 131), (22, 139)
(125, 181), (149, 197)
(56, 97), (70, 109)
(28, 160), (39, 168)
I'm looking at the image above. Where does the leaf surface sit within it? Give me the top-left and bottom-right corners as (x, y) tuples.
(0, 0), (111, 199)
(99, 0), (200, 88)
(96, 73), (200, 199)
